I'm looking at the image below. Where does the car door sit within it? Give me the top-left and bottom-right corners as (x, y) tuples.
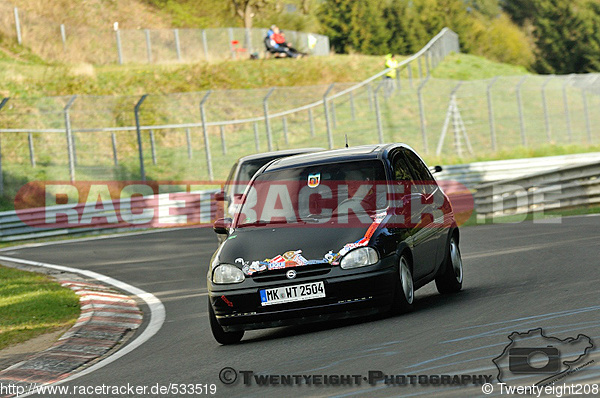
(400, 148), (441, 278)
(389, 150), (430, 281)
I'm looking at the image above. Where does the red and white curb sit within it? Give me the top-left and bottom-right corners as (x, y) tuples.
(0, 256), (165, 398)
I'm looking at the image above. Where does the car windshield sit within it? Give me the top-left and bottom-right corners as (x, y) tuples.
(236, 160), (388, 228)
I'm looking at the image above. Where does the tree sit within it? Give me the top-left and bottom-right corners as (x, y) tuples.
(318, 0), (388, 54)
(384, 0), (429, 54)
(501, 0), (537, 25)
(230, 0), (274, 29)
(531, 0), (600, 73)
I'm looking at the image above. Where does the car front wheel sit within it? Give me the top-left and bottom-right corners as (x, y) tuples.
(435, 236), (463, 294)
(208, 302), (244, 345)
(391, 254), (414, 314)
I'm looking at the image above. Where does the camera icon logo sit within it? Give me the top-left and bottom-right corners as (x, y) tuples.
(493, 328), (594, 387)
(508, 346), (560, 374)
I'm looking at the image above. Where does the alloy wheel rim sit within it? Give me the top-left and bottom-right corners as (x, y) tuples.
(400, 257), (414, 304)
(450, 239), (463, 283)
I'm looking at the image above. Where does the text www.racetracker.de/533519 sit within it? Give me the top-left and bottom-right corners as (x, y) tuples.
(0, 382), (217, 396)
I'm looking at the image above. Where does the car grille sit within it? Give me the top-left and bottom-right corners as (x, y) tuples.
(251, 263), (332, 283)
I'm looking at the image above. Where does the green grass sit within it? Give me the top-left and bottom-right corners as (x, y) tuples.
(0, 265), (80, 350)
(0, 52), (530, 98)
(432, 53), (529, 80)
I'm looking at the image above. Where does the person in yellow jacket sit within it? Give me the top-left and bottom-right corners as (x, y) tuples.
(384, 54), (399, 96)
(385, 54), (399, 79)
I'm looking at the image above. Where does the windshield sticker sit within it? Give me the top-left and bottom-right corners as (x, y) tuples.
(307, 173), (321, 188)
(239, 211), (388, 275)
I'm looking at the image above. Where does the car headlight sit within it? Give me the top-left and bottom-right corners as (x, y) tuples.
(212, 264), (245, 284)
(340, 247), (379, 269)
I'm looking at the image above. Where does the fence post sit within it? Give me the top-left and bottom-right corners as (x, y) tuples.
(330, 98), (337, 129)
(202, 30), (209, 61)
(282, 117), (289, 145)
(228, 28), (235, 59)
(263, 88), (276, 151)
(373, 82), (385, 144)
(115, 29), (123, 65)
(516, 76), (527, 146)
(199, 91), (214, 181)
(185, 128), (192, 159)
(417, 77), (430, 153)
(245, 28), (253, 53)
(349, 91), (356, 121)
(174, 29), (182, 61)
(28, 133), (35, 167)
(563, 75), (574, 142)
(149, 129), (157, 165)
(541, 75), (554, 142)
(487, 76), (499, 151)
(308, 108), (315, 138)
(323, 83), (336, 149)
(134, 94), (148, 181)
(253, 122), (260, 152)
(145, 29), (152, 64)
(14, 8), (22, 45)
(582, 75), (598, 144)
(64, 95), (77, 182)
(60, 24), (67, 53)
(111, 132), (118, 165)
(219, 125), (227, 155)
(0, 98), (9, 195)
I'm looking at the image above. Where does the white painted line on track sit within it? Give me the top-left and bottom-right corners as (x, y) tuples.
(0, 255), (166, 396)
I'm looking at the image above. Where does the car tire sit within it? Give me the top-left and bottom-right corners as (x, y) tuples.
(208, 302), (244, 345)
(391, 254), (414, 314)
(435, 235), (463, 294)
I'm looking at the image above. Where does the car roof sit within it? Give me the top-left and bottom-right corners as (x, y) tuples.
(237, 148), (324, 163)
(263, 143), (411, 172)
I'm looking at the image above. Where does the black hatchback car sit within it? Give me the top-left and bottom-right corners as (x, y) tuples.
(207, 144), (463, 344)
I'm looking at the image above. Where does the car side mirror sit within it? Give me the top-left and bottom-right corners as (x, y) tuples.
(214, 191), (225, 202)
(431, 165), (443, 174)
(213, 218), (232, 235)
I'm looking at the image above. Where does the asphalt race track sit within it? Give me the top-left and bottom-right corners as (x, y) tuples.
(3, 215), (600, 397)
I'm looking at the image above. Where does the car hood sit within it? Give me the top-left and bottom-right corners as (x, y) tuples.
(214, 222), (378, 274)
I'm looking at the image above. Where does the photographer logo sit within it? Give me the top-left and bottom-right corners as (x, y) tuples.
(493, 328), (594, 386)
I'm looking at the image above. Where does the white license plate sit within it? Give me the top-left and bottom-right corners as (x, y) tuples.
(260, 282), (326, 306)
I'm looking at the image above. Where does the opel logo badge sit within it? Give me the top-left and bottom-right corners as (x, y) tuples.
(286, 270), (297, 279)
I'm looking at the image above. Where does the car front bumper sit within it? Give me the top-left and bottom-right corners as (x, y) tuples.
(208, 256), (398, 332)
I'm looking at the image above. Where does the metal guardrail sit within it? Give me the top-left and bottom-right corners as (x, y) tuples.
(474, 161), (600, 218)
(0, 190), (218, 242)
(437, 152), (600, 188)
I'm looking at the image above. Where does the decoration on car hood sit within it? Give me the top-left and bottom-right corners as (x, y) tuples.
(238, 210), (387, 276)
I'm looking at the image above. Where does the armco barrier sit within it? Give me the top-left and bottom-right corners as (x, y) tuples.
(0, 189), (218, 242)
(437, 152), (600, 188)
(474, 161), (600, 218)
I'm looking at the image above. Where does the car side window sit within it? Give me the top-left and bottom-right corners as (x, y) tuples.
(401, 149), (436, 195)
(391, 153), (412, 182)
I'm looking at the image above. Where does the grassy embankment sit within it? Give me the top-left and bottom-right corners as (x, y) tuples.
(0, 265), (79, 350)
